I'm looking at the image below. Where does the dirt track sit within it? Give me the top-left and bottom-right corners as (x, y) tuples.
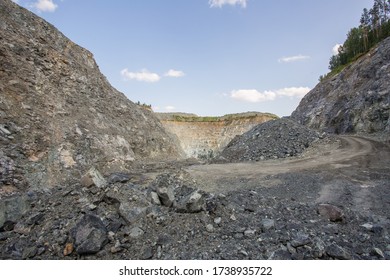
(185, 136), (389, 193)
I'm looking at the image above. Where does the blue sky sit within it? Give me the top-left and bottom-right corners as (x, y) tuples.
(13, 0), (373, 117)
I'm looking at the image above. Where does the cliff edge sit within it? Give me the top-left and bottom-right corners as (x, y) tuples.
(291, 37), (390, 136)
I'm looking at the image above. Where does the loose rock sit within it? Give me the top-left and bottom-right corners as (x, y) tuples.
(261, 218), (275, 231)
(81, 167), (107, 189)
(157, 186), (175, 207)
(0, 195), (30, 229)
(317, 203), (344, 222)
(71, 214), (108, 255)
(176, 190), (204, 213)
(108, 173), (131, 184)
(326, 243), (351, 260)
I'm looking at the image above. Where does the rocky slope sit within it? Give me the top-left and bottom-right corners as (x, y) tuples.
(157, 112), (278, 159)
(218, 119), (323, 162)
(1, 167), (389, 260)
(0, 0), (182, 193)
(291, 37), (390, 135)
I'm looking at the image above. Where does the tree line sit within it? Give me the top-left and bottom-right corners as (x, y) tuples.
(325, 0), (390, 77)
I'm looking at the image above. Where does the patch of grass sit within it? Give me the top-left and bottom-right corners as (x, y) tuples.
(320, 49), (369, 82)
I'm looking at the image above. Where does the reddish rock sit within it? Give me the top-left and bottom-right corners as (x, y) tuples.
(317, 203), (344, 222)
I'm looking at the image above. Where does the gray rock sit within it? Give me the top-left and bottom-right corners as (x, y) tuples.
(372, 247), (385, 258)
(239, 250), (249, 257)
(291, 232), (311, 248)
(286, 242), (297, 254)
(119, 202), (149, 224)
(0, 195), (30, 229)
(311, 238), (326, 258)
(25, 212), (44, 225)
(128, 227), (144, 238)
(108, 173), (131, 184)
(371, 224), (384, 234)
(176, 190), (204, 213)
(149, 191), (161, 205)
(361, 222), (373, 231)
(261, 218), (275, 231)
(326, 243), (351, 260)
(244, 229), (256, 237)
(268, 248), (292, 260)
(0, 125), (11, 135)
(110, 240), (123, 254)
(143, 247), (154, 259)
(206, 224), (214, 233)
(81, 167), (107, 189)
(104, 185), (151, 224)
(22, 246), (38, 259)
(0, 232), (12, 241)
(157, 186), (175, 207)
(72, 214), (108, 255)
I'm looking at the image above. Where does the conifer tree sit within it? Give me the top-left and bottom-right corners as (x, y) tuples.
(326, 0), (390, 73)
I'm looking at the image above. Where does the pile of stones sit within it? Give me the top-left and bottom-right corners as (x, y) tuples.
(219, 119), (323, 162)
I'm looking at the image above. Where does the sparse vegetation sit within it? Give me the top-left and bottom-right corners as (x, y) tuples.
(158, 112), (279, 123)
(136, 101), (152, 110)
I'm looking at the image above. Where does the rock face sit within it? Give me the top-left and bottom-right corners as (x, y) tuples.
(0, 0), (182, 190)
(291, 37), (390, 135)
(157, 112), (278, 159)
(219, 118), (321, 162)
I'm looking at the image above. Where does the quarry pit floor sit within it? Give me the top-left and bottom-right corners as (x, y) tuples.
(183, 135), (390, 218)
(186, 136), (387, 190)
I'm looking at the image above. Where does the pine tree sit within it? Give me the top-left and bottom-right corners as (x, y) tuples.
(370, 1), (381, 39)
(360, 8), (370, 51)
(344, 28), (363, 59)
(324, 0), (390, 78)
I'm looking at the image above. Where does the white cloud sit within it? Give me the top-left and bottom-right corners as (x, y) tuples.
(231, 89), (277, 103)
(164, 69), (185, 78)
(230, 87), (311, 103)
(120, 68), (161, 83)
(275, 87), (311, 98)
(278, 55), (310, 63)
(34, 0), (58, 12)
(209, 0), (247, 8)
(164, 106), (176, 112)
(332, 44), (342, 55)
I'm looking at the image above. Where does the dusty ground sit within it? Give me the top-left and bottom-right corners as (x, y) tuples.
(186, 136), (390, 198)
(185, 135), (390, 218)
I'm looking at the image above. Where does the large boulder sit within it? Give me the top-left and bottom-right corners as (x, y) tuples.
(71, 214), (108, 255)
